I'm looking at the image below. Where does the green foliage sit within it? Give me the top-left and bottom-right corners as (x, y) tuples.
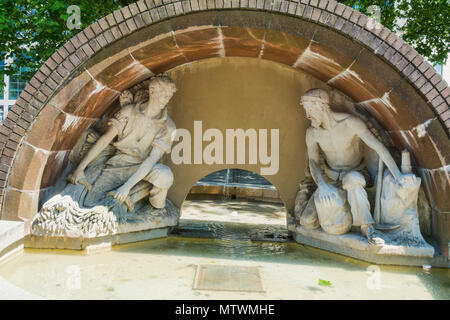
(397, 0), (450, 65)
(0, 0), (448, 92)
(318, 278), (332, 287)
(340, 0), (450, 65)
(0, 0), (135, 85)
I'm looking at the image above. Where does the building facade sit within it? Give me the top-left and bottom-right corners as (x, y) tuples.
(0, 58), (27, 122)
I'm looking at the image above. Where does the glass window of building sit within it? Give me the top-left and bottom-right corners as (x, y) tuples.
(0, 60), (4, 100)
(8, 66), (28, 100)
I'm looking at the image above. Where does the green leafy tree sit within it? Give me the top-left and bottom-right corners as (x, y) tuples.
(341, 0), (450, 65)
(0, 0), (448, 93)
(0, 0), (135, 92)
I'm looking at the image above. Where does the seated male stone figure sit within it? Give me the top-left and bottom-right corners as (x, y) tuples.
(300, 88), (403, 245)
(68, 75), (177, 211)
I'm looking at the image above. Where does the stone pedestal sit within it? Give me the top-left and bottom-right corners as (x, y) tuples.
(28, 199), (179, 252)
(289, 224), (448, 267)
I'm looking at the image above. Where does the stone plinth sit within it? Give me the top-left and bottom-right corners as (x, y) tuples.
(289, 224), (448, 268)
(25, 227), (172, 253)
(27, 200), (179, 252)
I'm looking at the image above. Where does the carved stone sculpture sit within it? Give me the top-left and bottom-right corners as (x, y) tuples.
(295, 88), (431, 252)
(31, 76), (179, 238)
(379, 151), (431, 248)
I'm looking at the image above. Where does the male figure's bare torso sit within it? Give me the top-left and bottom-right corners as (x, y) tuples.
(307, 112), (366, 171)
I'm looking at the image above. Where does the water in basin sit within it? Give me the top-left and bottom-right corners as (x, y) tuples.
(0, 235), (448, 300)
(0, 198), (448, 300)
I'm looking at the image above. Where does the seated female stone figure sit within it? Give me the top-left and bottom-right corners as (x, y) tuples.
(68, 75), (177, 212)
(31, 76), (178, 238)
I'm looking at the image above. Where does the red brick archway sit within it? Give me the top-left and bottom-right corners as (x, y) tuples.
(0, 1), (448, 257)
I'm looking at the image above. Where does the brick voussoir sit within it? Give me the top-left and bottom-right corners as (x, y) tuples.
(113, 8), (125, 23)
(435, 80), (448, 93)
(23, 82), (38, 96)
(0, 126), (11, 137)
(440, 87), (450, 100)
(56, 46), (70, 61)
(146, 0), (157, 10)
(126, 18), (138, 32)
(325, 0), (337, 13)
(91, 22), (103, 36)
(84, 26), (96, 40)
(137, 0), (150, 12)
(121, 6), (133, 20)
(129, 3), (140, 16)
(50, 51), (63, 65)
(133, 13), (146, 29)
(318, 0), (328, 10)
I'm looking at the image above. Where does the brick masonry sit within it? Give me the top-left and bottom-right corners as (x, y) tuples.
(0, 0), (449, 256)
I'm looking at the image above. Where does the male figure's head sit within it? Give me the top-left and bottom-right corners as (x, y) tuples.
(300, 88), (331, 128)
(146, 75), (177, 112)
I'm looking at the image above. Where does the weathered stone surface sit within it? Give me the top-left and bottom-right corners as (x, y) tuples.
(388, 120), (450, 170)
(359, 99), (405, 133)
(9, 143), (48, 191)
(40, 151), (71, 189)
(390, 79), (438, 126)
(2, 189), (39, 233)
(129, 32), (187, 74)
(175, 26), (222, 61)
(262, 30), (310, 66)
(419, 166), (450, 213)
(55, 81), (119, 119)
(50, 116), (98, 152)
(294, 41), (350, 82)
(221, 27), (265, 57)
(329, 65), (384, 102)
(87, 51), (153, 92)
(24, 105), (65, 151)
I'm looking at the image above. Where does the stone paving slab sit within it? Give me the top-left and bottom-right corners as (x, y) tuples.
(290, 224), (449, 268)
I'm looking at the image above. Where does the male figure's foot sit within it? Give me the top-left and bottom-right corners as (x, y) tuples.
(361, 224), (385, 246)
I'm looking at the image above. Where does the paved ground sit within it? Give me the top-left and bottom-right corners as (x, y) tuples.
(180, 199), (286, 226)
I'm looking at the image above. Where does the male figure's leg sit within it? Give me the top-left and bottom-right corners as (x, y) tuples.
(342, 171), (383, 245)
(342, 171), (373, 225)
(144, 163), (174, 208)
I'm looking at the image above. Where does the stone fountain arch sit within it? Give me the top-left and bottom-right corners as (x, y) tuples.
(0, 0), (449, 258)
